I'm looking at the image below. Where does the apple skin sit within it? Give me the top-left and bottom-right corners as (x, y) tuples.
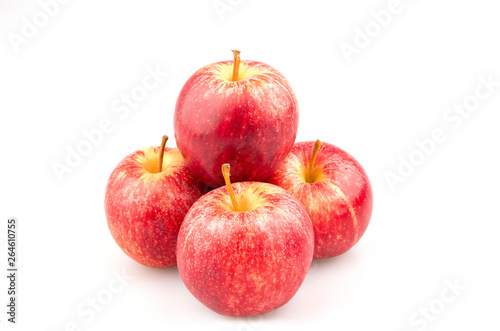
(267, 141), (373, 258)
(176, 182), (314, 316)
(105, 146), (206, 268)
(174, 60), (298, 188)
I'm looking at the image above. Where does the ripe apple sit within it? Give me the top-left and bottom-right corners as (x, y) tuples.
(174, 50), (299, 188)
(267, 140), (373, 258)
(176, 164), (314, 316)
(105, 136), (206, 268)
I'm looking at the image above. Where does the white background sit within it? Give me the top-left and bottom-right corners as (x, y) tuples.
(1, 0), (499, 330)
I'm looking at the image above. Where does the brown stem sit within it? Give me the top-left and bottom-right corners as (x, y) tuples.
(231, 49), (241, 81)
(307, 139), (323, 183)
(222, 163), (239, 211)
(158, 135), (168, 172)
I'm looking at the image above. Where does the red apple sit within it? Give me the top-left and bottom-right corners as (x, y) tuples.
(174, 50), (299, 188)
(177, 164), (314, 316)
(105, 136), (206, 268)
(267, 140), (373, 258)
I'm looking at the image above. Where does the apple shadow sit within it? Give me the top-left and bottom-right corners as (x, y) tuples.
(125, 262), (229, 323)
(262, 249), (366, 322)
(192, 252), (365, 325)
(127, 262), (185, 294)
(124, 249), (366, 324)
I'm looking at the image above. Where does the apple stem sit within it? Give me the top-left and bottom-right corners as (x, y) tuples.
(307, 139), (323, 183)
(231, 49), (241, 81)
(158, 135), (168, 173)
(222, 163), (239, 211)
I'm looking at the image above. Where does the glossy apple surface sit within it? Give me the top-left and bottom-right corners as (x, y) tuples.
(176, 180), (314, 316)
(174, 56), (298, 188)
(105, 145), (206, 268)
(267, 141), (373, 258)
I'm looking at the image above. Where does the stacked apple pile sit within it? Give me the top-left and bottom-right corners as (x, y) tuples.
(104, 50), (373, 317)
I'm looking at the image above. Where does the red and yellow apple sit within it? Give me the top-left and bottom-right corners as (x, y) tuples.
(174, 50), (299, 188)
(104, 136), (206, 268)
(176, 164), (314, 316)
(267, 140), (373, 258)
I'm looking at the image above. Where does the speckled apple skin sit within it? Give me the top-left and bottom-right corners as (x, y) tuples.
(174, 60), (298, 188)
(267, 142), (373, 259)
(105, 146), (206, 268)
(176, 182), (314, 316)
